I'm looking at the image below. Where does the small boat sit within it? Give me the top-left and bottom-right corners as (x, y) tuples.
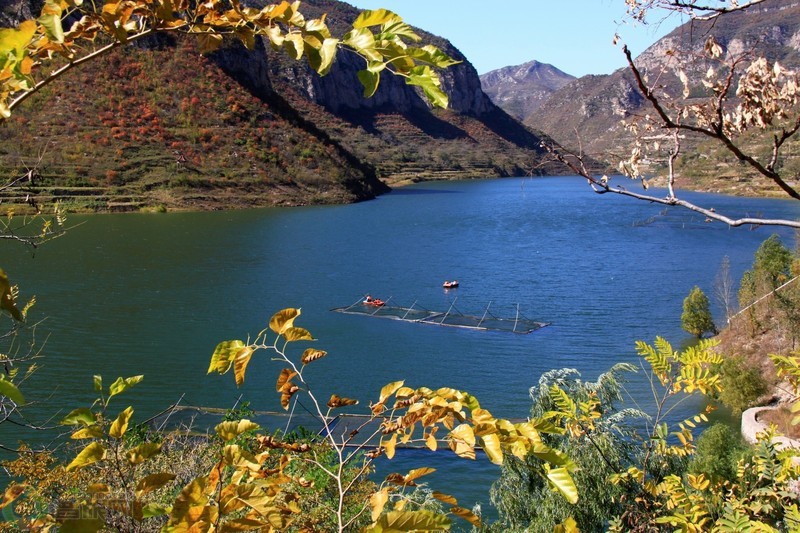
(363, 296), (385, 307)
(442, 280), (459, 289)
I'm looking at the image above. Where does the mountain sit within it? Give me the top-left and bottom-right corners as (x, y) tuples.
(526, 0), (800, 192)
(479, 61), (576, 121)
(0, 0), (562, 212)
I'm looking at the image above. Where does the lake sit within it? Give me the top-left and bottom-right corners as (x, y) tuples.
(2, 175), (800, 519)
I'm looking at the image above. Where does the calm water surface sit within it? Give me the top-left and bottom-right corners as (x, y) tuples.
(3, 176), (800, 517)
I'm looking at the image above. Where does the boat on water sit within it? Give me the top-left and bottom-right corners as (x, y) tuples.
(442, 280), (459, 289)
(363, 295), (385, 307)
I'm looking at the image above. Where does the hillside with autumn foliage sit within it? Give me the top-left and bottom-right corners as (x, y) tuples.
(0, 34), (391, 211)
(0, 0), (561, 212)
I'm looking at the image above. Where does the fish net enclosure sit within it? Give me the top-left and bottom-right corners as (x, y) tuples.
(332, 298), (548, 334)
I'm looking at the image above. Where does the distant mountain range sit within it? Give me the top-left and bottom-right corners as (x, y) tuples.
(479, 61), (575, 121)
(481, 0), (800, 195)
(0, 0), (565, 211)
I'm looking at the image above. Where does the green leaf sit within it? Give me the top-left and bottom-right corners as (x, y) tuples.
(61, 407), (95, 426)
(407, 45), (460, 68)
(0, 376), (24, 405)
(109, 406), (133, 438)
(215, 419), (260, 441)
(406, 66), (449, 108)
(142, 502), (171, 518)
(0, 269), (22, 322)
(66, 441), (106, 471)
(342, 28), (380, 61)
(358, 69), (380, 98)
(209, 340), (246, 375)
(108, 375), (143, 399)
(93, 375), (102, 392)
(353, 9), (397, 29)
(546, 466), (578, 504)
(37, 0), (65, 43)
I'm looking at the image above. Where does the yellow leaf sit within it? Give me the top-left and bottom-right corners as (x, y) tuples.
(546, 467), (578, 504)
(425, 433), (437, 451)
(451, 506), (482, 527)
(353, 8), (397, 28)
(66, 441), (106, 471)
(280, 383), (299, 410)
(70, 426), (103, 439)
(136, 473), (177, 498)
(126, 442), (162, 464)
(370, 488), (388, 521)
(301, 348), (326, 365)
(215, 420), (259, 441)
(327, 394), (358, 409)
(281, 326), (314, 342)
(269, 308), (300, 334)
(208, 340), (246, 374)
(109, 406), (133, 439)
(405, 467), (435, 482)
(0, 483), (25, 509)
(233, 346), (254, 386)
(379, 381), (404, 404)
(276, 368), (297, 391)
(197, 32), (223, 54)
(449, 424), (475, 446)
(432, 491), (457, 505)
(384, 432), (397, 459)
(480, 432), (503, 465)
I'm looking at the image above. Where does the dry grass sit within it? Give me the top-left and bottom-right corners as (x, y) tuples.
(758, 407), (800, 439)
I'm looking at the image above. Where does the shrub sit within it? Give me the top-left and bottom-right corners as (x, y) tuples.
(689, 423), (751, 483)
(718, 355), (768, 413)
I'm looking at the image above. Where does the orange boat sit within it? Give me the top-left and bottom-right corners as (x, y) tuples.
(442, 280), (459, 289)
(363, 296), (385, 306)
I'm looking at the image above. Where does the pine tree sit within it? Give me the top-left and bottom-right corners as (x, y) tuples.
(681, 286), (717, 338)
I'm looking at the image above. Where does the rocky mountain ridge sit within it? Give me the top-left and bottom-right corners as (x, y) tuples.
(479, 60), (575, 121)
(479, 0), (800, 196)
(524, 0), (800, 180)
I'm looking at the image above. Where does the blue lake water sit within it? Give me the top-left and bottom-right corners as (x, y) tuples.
(2, 176), (800, 518)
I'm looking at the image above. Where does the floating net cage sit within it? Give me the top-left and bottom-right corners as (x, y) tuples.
(332, 297), (548, 334)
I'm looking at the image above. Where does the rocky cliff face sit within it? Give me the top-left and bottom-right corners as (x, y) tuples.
(263, 0), (497, 118)
(479, 61), (575, 121)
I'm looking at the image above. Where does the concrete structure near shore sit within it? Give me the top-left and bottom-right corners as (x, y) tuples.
(742, 406), (800, 451)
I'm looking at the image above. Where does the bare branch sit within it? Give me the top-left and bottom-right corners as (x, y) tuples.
(544, 143), (800, 228)
(622, 45), (800, 201)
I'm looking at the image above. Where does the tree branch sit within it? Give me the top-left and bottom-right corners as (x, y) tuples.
(544, 144), (800, 228)
(622, 45), (800, 202)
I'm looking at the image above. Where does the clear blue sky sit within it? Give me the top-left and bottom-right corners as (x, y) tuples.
(346, 1), (684, 77)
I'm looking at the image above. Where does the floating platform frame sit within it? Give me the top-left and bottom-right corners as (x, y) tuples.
(332, 297), (549, 334)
